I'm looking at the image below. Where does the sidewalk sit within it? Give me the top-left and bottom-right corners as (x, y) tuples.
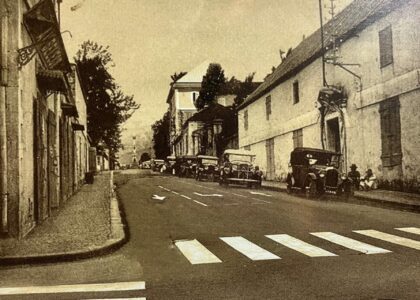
(262, 180), (420, 212)
(0, 172), (126, 265)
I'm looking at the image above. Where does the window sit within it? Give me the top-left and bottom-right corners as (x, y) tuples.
(266, 138), (275, 180)
(293, 81), (299, 104)
(192, 92), (198, 102)
(379, 26), (393, 68)
(293, 129), (303, 149)
(265, 95), (272, 120)
(244, 110), (248, 131)
(380, 97), (402, 167)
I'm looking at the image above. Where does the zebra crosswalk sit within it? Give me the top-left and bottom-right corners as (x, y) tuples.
(174, 227), (420, 265)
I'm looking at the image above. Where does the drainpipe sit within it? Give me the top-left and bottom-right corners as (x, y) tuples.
(0, 12), (9, 233)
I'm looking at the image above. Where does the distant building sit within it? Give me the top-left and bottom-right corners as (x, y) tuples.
(237, 0), (420, 188)
(167, 61), (209, 156)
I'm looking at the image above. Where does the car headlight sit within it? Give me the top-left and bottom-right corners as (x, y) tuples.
(204, 166), (208, 170)
(319, 173), (325, 178)
(224, 167), (230, 173)
(341, 175), (347, 180)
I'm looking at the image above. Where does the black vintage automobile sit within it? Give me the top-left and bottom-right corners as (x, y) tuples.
(219, 149), (262, 188)
(178, 155), (198, 178)
(286, 147), (353, 197)
(195, 155), (219, 182)
(163, 155), (177, 174)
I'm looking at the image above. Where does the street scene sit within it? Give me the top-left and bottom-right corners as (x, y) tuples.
(0, 0), (420, 299)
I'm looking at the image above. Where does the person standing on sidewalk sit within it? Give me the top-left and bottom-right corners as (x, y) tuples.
(348, 164), (361, 190)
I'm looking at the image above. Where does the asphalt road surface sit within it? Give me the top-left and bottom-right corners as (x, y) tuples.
(1, 169), (419, 299)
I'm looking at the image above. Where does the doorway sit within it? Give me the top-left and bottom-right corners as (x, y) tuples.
(326, 118), (341, 153)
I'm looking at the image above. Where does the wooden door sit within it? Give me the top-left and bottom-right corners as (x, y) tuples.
(47, 110), (57, 209)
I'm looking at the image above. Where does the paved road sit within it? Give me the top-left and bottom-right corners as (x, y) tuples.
(1, 169), (419, 299)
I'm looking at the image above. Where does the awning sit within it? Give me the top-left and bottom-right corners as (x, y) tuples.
(61, 102), (78, 118)
(19, 0), (70, 72)
(37, 69), (68, 93)
(71, 123), (85, 131)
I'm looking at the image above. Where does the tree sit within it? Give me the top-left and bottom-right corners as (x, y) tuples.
(152, 111), (171, 159)
(74, 40), (139, 156)
(140, 152), (151, 163)
(233, 72), (257, 107)
(195, 63), (226, 110)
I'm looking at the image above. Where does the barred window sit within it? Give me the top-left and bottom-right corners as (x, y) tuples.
(293, 129), (303, 149)
(293, 81), (300, 104)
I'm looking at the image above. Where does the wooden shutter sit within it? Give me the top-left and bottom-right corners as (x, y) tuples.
(380, 97), (401, 167)
(379, 26), (393, 68)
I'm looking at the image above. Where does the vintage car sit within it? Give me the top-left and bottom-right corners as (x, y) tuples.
(178, 155), (198, 178)
(219, 149), (262, 188)
(164, 156), (177, 174)
(195, 155), (219, 181)
(286, 147), (353, 197)
(151, 159), (165, 172)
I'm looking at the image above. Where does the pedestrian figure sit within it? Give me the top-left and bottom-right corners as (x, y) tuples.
(360, 168), (377, 191)
(348, 164), (361, 190)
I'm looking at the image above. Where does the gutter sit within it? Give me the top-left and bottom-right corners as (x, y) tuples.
(0, 12), (8, 233)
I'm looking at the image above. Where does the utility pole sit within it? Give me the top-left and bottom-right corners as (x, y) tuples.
(318, 0), (327, 87)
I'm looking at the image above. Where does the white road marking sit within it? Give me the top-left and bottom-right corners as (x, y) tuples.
(250, 191), (272, 197)
(193, 192), (223, 197)
(311, 232), (391, 254)
(171, 191), (180, 195)
(85, 298), (146, 300)
(266, 234), (337, 257)
(193, 200), (208, 207)
(0, 281), (146, 296)
(251, 197), (271, 204)
(175, 239), (221, 264)
(220, 236), (280, 261)
(396, 227), (420, 235)
(180, 194), (192, 200)
(152, 195), (166, 201)
(224, 203), (240, 206)
(354, 229), (420, 250)
(232, 193), (247, 198)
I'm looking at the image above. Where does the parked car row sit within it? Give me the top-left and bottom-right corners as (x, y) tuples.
(148, 147), (354, 196)
(150, 149), (263, 188)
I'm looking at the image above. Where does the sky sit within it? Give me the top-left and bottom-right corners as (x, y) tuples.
(61, 0), (352, 151)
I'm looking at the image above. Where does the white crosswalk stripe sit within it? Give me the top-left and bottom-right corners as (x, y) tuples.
(354, 229), (420, 250)
(220, 236), (280, 260)
(0, 281), (146, 296)
(266, 234), (337, 257)
(311, 232), (391, 254)
(175, 239), (222, 264)
(395, 227), (420, 235)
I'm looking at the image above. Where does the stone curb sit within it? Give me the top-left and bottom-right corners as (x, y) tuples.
(261, 182), (420, 213)
(0, 171), (128, 266)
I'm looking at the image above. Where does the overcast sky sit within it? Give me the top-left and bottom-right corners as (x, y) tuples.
(61, 0), (352, 146)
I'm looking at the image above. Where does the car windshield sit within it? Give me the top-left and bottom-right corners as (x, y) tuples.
(228, 154), (254, 163)
(202, 159), (218, 165)
(305, 153), (339, 167)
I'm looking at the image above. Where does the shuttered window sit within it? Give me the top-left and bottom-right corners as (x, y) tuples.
(244, 110), (248, 131)
(379, 97), (402, 167)
(293, 81), (300, 104)
(266, 138), (275, 180)
(379, 26), (393, 68)
(265, 95), (272, 120)
(293, 129), (303, 149)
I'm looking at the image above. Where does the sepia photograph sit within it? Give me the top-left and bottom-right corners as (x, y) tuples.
(0, 0), (419, 299)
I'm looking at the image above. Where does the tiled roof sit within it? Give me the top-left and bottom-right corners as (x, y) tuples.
(239, 0), (408, 110)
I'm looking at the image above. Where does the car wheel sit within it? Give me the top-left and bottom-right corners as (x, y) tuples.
(306, 178), (317, 198)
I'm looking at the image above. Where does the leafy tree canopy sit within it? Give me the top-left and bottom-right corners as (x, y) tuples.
(152, 110), (171, 159)
(194, 63), (226, 110)
(75, 41), (139, 156)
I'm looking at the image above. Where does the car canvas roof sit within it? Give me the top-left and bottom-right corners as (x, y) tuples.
(197, 155), (218, 159)
(292, 147), (340, 155)
(224, 149), (256, 156)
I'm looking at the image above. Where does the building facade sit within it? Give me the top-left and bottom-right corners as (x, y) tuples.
(0, 0), (90, 238)
(167, 62), (210, 156)
(238, 0), (420, 189)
